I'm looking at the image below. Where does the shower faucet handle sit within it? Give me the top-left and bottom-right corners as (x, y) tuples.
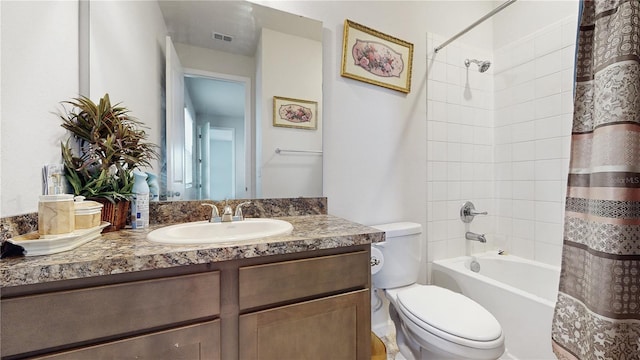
(460, 201), (487, 223)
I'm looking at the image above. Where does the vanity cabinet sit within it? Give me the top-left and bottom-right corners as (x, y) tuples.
(1, 246), (371, 360)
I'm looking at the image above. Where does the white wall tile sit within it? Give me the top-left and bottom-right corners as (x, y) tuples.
(513, 180), (535, 200)
(447, 142), (461, 162)
(428, 80), (448, 102)
(535, 159), (563, 180)
(535, 51), (563, 77)
(513, 141), (536, 161)
(431, 121), (447, 141)
(535, 242), (562, 266)
(429, 100), (447, 121)
(535, 221), (564, 245)
(535, 201), (564, 223)
(428, 60), (448, 82)
(512, 121), (536, 143)
(534, 94), (563, 119)
(535, 72), (563, 98)
(535, 181), (564, 202)
(447, 123), (461, 142)
(446, 63), (461, 85)
(535, 26), (562, 57)
(535, 115), (565, 139)
(535, 137), (563, 160)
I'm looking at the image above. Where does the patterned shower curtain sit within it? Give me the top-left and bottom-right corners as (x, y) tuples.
(551, 0), (640, 359)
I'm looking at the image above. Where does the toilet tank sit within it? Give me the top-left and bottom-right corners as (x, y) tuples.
(371, 222), (422, 289)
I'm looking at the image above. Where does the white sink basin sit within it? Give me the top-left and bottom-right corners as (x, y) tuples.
(147, 218), (293, 245)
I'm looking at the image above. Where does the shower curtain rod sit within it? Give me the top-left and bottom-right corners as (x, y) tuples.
(434, 0), (517, 53)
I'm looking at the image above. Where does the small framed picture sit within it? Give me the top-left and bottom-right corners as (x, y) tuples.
(273, 96), (318, 130)
(341, 19), (414, 94)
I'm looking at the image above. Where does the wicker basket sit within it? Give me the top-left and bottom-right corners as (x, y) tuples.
(95, 199), (130, 232)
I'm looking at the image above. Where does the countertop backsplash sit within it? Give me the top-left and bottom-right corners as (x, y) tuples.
(0, 197), (328, 242)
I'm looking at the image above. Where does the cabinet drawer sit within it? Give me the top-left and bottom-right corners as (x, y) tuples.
(1, 271), (220, 357)
(239, 250), (369, 310)
(34, 320), (220, 360)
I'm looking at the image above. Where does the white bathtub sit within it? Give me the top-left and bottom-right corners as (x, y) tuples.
(432, 252), (560, 360)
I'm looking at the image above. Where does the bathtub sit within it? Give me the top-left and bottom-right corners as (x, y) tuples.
(432, 252), (560, 360)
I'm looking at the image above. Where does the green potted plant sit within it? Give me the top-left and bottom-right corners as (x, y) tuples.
(59, 93), (158, 232)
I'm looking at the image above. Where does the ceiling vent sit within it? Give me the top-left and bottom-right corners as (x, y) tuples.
(212, 32), (233, 42)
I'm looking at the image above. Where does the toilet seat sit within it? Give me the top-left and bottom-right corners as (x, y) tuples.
(387, 285), (504, 350)
(398, 286), (502, 346)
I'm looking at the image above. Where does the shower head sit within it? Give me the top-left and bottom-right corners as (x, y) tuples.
(464, 59), (491, 73)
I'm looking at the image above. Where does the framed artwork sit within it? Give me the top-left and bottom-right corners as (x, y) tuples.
(273, 96), (318, 130)
(341, 19), (414, 94)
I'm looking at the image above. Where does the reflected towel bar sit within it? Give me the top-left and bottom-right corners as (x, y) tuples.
(275, 148), (323, 155)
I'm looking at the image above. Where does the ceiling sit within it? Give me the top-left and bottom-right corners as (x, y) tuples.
(158, 0), (322, 57)
(184, 76), (245, 118)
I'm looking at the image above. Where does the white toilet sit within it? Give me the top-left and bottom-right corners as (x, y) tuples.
(371, 222), (505, 360)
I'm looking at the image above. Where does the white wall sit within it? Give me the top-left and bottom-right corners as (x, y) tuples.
(1, 1), (79, 217)
(257, 28), (323, 198)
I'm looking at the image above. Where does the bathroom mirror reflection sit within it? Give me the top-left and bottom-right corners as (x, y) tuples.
(88, 1), (323, 202)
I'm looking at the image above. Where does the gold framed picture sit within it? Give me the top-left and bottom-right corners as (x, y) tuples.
(341, 19), (414, 94)
(273, 96), (318, 130)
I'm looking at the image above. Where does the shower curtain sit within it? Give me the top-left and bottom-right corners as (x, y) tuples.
(551, 0), (640, 359)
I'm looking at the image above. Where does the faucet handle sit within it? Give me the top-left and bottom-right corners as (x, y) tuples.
(234, 201), (252, 221)
(460, 201), (487, 223)
(201, 203), (221, 223)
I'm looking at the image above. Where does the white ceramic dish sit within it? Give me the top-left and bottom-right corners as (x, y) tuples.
(9, 222), (110, 256)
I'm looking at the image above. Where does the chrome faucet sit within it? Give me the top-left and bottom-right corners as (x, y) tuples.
(465, 231), (486, 243)
(201, 203), (221, 223)
(202, 201), (252, 223)
(233, 201), (252, 221)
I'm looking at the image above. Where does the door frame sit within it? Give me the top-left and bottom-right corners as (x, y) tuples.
(184, 68), (252, 199)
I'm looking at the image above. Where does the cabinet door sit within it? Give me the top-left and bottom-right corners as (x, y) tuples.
(239, 289), (370, 360)
(34, 320), (220, 360)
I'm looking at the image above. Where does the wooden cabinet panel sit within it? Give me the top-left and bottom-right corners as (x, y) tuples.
(1, 272), (220, 357)
(239, 251), (369, 310)
(239, 289), (371, 360)
(33, 320), (221, 360)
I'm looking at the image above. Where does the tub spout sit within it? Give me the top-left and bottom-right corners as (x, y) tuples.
(466, 231), (486, 243)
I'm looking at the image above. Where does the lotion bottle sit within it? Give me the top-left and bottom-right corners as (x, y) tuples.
(131, 170), (150, 229)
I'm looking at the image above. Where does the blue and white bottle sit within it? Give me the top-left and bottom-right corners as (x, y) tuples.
(131, 170), (150, 229)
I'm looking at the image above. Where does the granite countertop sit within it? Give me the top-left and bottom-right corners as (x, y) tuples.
(0, 214), (384, 288)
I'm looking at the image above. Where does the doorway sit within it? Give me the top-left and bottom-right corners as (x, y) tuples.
(183, 70), (251, 200)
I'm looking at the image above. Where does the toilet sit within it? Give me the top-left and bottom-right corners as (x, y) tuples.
(371, 222), (505, 360)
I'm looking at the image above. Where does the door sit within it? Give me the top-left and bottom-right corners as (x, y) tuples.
(210, 127), (235, 200)
(165, 36), (185, 200)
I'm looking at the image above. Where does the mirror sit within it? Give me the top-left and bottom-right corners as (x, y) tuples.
(88, 0), (323, 201)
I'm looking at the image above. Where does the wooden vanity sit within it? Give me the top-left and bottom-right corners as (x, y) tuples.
(0, 213), (383, 360)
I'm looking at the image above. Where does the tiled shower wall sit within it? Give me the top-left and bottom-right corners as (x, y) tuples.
(493, 16), (577, 266)
(426, 34), (495, 264)
(426, 15), (577, 270)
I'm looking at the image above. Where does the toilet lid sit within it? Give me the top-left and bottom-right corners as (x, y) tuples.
(396, 286), (502, 342)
